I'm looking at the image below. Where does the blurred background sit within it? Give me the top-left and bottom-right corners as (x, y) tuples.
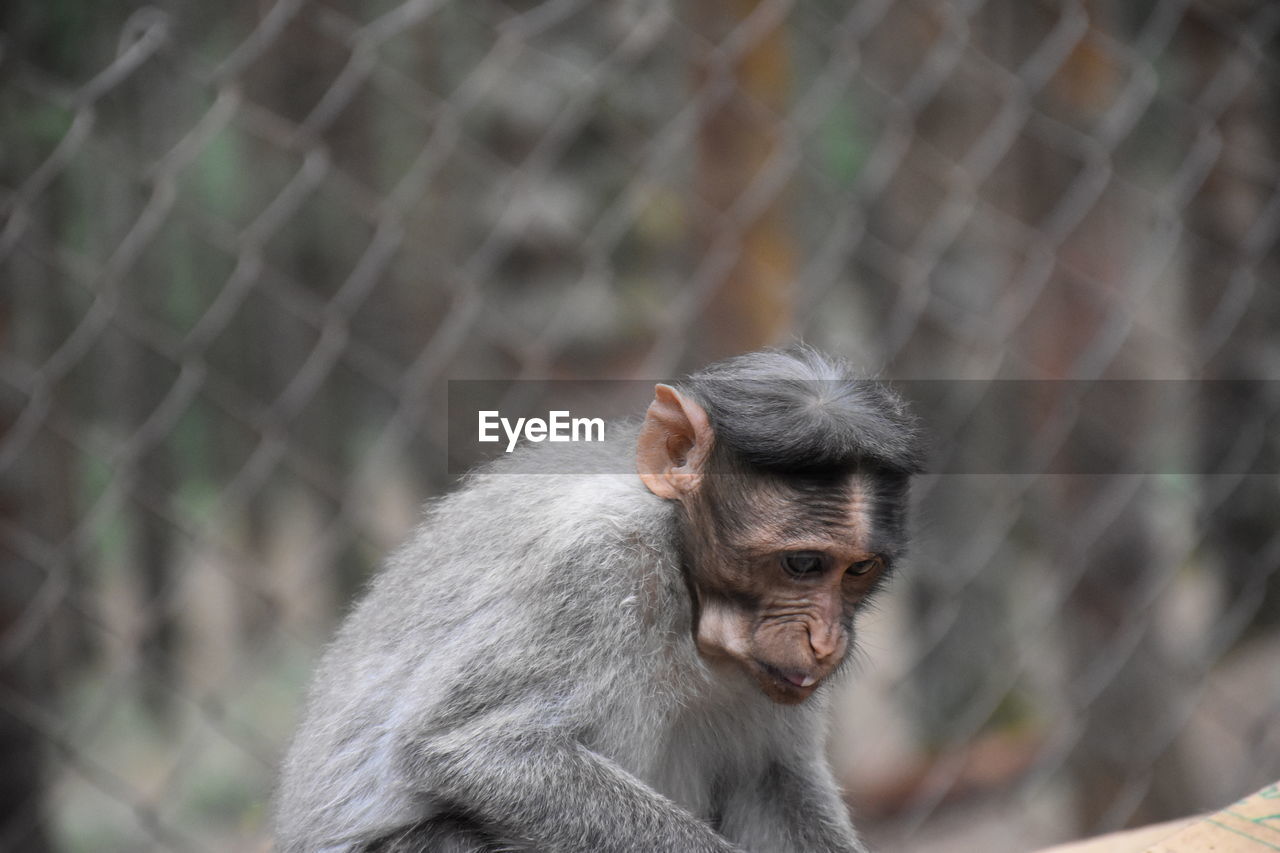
(3, 0), (1280, 850)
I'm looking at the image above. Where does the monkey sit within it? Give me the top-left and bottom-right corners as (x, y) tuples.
(273, 347), (920, 853)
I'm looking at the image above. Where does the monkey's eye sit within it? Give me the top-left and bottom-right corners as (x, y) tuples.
(848, 557), (882, 576)
(781, 552), (825, 577)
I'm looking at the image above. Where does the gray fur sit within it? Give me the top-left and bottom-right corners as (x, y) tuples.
(275, 353), (906, 853)
(681, 345), (921, 476)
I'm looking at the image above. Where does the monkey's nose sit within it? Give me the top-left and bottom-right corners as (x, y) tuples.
(808, 626), (842, 661)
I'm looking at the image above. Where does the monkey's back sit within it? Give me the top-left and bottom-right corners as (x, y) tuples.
(273, 433), (720, 850)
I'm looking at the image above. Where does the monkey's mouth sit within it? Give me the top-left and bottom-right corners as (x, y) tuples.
(755, 661), (822, 702)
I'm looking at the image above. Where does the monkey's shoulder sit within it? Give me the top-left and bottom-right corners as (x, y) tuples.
(352, 461), (682, 639)
(420, 430), (672, 565)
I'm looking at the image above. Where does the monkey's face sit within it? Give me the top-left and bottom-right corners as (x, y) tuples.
(634, 381), (909, 706)
(685, 472), (891, 705)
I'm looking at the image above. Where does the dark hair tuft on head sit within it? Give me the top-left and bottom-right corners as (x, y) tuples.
(678, 346), (923, 475)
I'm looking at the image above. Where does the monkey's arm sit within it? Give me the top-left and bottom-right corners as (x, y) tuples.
(408, 724), (743, 853)
(718, 759), (867, 853)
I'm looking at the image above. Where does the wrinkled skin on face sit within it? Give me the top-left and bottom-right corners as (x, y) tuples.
(636, 384), (895, 705)
(681, 472), (887, 704)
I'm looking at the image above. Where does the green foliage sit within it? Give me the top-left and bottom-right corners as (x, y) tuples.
(51, 643), (316, 851)
(188, 126), (247, 222)
(819, 100), (869, 187)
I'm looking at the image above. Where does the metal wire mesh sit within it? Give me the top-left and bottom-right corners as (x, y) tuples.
(2, 0), (1279, 850)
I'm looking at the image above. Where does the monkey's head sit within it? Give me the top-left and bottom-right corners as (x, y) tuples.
(637, 349), (920, 705)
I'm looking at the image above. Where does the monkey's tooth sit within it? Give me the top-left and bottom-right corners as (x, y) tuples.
(782, 671), (817, 688)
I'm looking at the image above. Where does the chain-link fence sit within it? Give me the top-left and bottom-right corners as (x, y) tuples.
(3, 0), (1280, 850)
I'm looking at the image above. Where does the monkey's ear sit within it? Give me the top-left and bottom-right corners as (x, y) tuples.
(636, 384), (713, 500)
